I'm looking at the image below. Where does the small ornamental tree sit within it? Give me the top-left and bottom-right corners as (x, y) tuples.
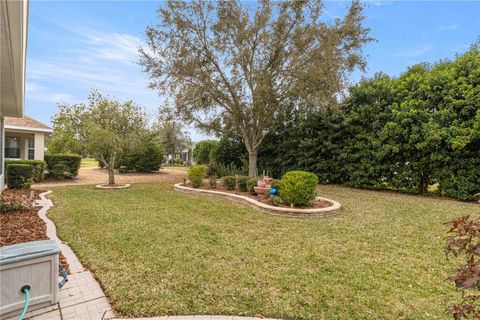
(51, 90), (145, 185)
(445, 215), (480, 319)
(82, 91), (146, 185)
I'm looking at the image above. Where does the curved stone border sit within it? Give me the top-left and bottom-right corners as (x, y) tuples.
(96, 183), (131, 189)
(174, 183), (341, 218)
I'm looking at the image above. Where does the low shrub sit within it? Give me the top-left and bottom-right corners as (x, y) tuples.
(209, 177), (217, 189)
(247, 178), (257, 195)
(175, 157), (184, 165)
(51, 164), (67, 180)
(45, 154), (81, 177)
(222, 176), (236, 190)
(188, 165), (206, 188)
(279, 171), (318, 206)
(5, 160), (45, 182)
(237, 176), (250, 192)
(265, 195), (282, 206)
(6, 164), (34, 189)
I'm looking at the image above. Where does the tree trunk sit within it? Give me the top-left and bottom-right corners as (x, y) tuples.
(187, 148), (193, 166)
(107, 162), (115, 185)
(248, 149), (258, 178)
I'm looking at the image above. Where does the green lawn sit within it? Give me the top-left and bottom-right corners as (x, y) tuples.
(162, 165), (190, 172)
(48, 182), (479, 319)
(80, 157), (99, 168)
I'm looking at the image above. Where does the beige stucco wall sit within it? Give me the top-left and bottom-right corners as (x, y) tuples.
(34, 132), (45, 160)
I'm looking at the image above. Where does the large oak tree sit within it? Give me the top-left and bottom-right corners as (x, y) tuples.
(140, 0), (372, 176)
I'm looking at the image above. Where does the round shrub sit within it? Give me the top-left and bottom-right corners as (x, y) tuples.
(247, 178), (258, 195)
(237, 176), (250, 192)
(188, 165), (206, 188)
(279, 171), (319, 206)
(222, 176), (236, 190)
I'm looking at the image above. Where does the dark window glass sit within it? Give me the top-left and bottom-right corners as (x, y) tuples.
(28, 137), (35, 160)
(5, 137), (21, 159)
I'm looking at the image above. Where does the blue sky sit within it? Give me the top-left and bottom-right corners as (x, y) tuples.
(26, 0), (479, 141)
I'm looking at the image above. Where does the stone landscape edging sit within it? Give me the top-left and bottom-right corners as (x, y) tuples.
(95, 183), (131, 189)
(174, 183), (341, 218)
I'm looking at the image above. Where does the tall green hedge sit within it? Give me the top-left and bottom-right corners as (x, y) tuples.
(4, 160), (45, 182)
(45, 154), (82, 177)
(249, 44), (480, 201)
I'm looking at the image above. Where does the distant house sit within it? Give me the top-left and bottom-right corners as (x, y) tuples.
(4, 116), (53, 161)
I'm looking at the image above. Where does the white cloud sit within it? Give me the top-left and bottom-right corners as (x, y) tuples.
(26, 82), (76, 103)
(392, 45), (432, 58)
(438, 24), (459, 31)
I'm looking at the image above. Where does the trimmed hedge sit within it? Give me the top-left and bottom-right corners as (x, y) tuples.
(45, 154), (81, 178)
(279, 171), (318, 206)
(6, 164), (33, 189)
(237, 176), (250, 192)
(117, 142), (164, 173)
(51, 164), (67, 180)
(222, 176), (236, 190)
(188, 165), (206, 188)
(4, 160), (45, 182)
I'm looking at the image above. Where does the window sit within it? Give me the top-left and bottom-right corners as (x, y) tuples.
(5, 137), (21, 159)
(28, 137), (35, 160)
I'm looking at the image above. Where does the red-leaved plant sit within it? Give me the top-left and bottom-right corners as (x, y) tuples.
(445, 215), (480, 319)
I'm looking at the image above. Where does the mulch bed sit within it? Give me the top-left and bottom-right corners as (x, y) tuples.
(0, 189), (70, 273)
(189, 182), (332, 209)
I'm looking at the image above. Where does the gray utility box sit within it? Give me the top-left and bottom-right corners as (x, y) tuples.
(0, 240), (60, 319)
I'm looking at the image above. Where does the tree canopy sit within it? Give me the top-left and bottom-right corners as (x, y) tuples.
(140, 0), (372, 176)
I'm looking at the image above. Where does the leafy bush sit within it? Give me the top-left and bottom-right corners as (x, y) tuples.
(265, 195), (282, 206)
(279, 171), (318, 206)
(209, 177), (217, 189)
(271, 179), (281, 189)
(222, 176), (236, 190)
(5, 160), (45, 182)
(175, 156), (184, 165)
(237, 176), (250, 192)
(188, 165), (206, 188)
(6, 164), (34, 189)
(213, 137), (247, 168)
(247, 178), (258, 195)
(117, 139), (164, 173)
(51, 164), (67, 180)
(45, 154), (81, 177)
(445, 215), (480, 319)
(206, 162), (240, 178)
(193, 140), (219, 164)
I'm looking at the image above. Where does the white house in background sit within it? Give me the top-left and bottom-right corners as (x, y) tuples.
(1, 0), (29, 190)
(4, 116), (52, 160)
